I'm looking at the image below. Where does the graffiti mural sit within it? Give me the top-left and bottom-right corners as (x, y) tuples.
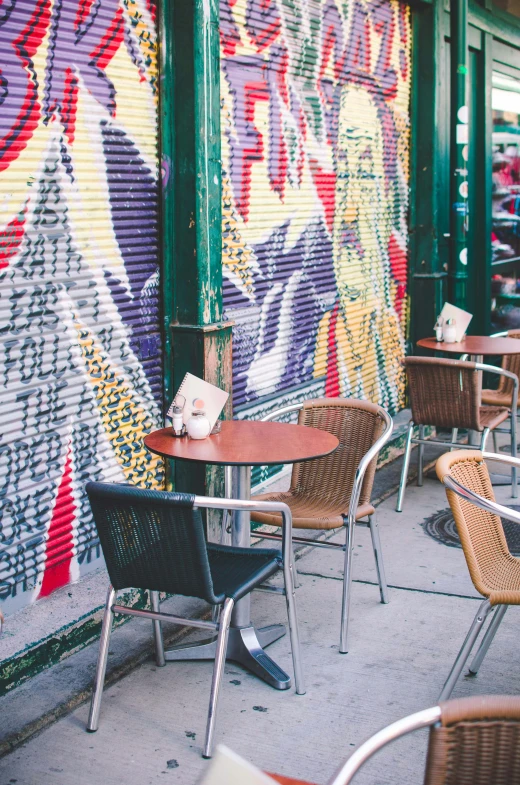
(221, 0), (411, 414)
(0, 0), (162, 614)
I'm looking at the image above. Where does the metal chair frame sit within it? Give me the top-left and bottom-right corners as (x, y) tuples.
(438, 451), (520, 701)
(462, 336), (520, 455)
(248, 402), (393, 654)
(326, 705), (442, 785)
(396, 362), (518, 512)
(87, 493), (304, 759)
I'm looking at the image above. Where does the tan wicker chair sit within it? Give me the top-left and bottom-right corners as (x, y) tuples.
(249, 398), (393, 653)
(396, 357), (518, 512)
(326, 695), (520, 785)
(436, 449), (520, 701)
(481, 330), (520, 453)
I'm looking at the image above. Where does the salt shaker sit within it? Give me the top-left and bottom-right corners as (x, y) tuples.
(443, 318), (456, 343)
(186, 409), (211, 440)
(171, 404), (185, 437)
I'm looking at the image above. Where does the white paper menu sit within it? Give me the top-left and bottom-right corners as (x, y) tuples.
(166, 373), (229, 431)
(198, 746), (277, 785)
(439, 302), (473, 342)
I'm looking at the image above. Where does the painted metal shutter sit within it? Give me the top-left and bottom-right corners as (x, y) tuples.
(0, 0), (162, 615)
(220, 0), (411, 425)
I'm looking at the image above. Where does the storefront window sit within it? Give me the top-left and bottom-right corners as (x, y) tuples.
(492, 0), (520, 21)
(491, 71), (520, 329)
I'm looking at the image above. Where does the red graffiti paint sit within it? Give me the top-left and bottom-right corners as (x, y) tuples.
(39, 452), (76, 598)
(0, 211), (26, 270)
(325, 303), (341, 397)
(310, 162), (336, 235)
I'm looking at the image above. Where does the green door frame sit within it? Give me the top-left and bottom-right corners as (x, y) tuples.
(410, 0), (520, 348)
(158, 0), (232, 506)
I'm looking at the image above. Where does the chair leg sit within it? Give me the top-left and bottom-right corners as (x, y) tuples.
(396, 422), (414, 512)
(291, 542), (300, 590)
(339, 518), (355, 653)
(283, 560), (305, 695)
(438, 599), (492, 702)
(480, 427), (490, 452)
(87, 586), (116, 732)
(417, 425), (425, 487)
(203, 597), (234, 759)
(368, 516), (389, 604)
(151, 591), (165, 667)
(450, 428), (459, 452)
(511, 415), (518, 498)
(492, 430), (498, 454)
(468, 604), (508, 676)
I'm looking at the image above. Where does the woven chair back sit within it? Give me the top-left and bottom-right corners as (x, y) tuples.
(86, 482), (220, 603)
(497, 330), (520, 398)
(291, 398), (386, 510)
(436, 452), (515, 601)
(424, 695), (520, 785)
(406, 357), (482, 430)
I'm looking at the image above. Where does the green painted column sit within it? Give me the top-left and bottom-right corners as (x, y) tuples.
(449, 0), (469, 308)
(159, 0), (233, 505)
(409, 0), (448, 349)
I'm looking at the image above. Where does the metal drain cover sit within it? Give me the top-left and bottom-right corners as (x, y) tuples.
(423, 507), (520, 557)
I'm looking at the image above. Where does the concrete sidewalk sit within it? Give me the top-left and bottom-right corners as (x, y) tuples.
(1, 456), (519, 784)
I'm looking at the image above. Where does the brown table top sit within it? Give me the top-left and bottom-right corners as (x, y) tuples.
(144, 420), (339, 466)
(417, 335), (520, 356)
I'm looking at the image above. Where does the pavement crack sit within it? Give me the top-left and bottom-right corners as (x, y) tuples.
(296, 571), (481, 601)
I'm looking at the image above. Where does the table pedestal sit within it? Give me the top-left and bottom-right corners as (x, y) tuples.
(163, 465), (292, 690)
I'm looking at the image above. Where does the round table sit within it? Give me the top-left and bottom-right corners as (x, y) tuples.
(145, 420), (339, 691)
(417, 335), (520, 485)
(417, 335), (520, 359)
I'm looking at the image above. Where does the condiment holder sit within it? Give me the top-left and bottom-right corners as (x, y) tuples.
(186, 400), (211, 440)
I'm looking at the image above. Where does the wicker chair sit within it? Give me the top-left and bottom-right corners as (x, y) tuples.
(396, 357), (518, 512)
(85, 482), (304, 758)
(436, 449), (520, 701)
(326, 695), (520, 785)
(481, 330), (520, 452)
(249, 398), (393, 654)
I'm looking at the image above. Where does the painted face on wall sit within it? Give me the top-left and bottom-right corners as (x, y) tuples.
(324, 84), (403, 405)
(334, 86), (390, 309)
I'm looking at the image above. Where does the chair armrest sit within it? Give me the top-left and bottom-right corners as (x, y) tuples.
(346, 409), (393, 524)
(194, 496), (293, 567)
(476, 362), (519, 412)
(491, 331), (508, 338)
(326, 706), (440, 785)
(260, 404), (304, 422)
(443, 474), (520, 526)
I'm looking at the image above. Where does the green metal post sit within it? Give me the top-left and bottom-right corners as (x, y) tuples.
(449, 0), (469, 309)
(409, 0), (447, 350)
(158, 0), (175, 490)
(159, 0), (233, 509)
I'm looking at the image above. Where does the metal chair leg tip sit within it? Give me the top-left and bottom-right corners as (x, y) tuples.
(86, 726), (98, 733)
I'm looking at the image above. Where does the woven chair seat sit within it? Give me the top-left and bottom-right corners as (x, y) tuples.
(481, 329), (520, 411)
(436, 451), (520, 606)
(207, 544), (281, 601)
(479, 406), (510, 430)
(252, 491), (374, 530)
(481, 389), (513, 407)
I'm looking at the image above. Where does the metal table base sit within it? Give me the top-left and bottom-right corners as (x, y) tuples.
(164, 624), (291, 689)
(163, 465), (292, 690)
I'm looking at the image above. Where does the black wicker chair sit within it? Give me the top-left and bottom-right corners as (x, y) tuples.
(85, 482), (304, 758)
